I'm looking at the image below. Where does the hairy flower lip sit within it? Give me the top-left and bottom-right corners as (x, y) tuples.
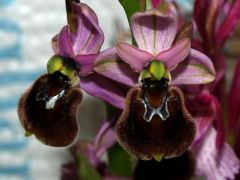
(18, 73), (82, 147)
(115, 85), (196, 160)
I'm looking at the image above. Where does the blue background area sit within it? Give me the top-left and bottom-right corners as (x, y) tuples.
(0, 0), (42, 179)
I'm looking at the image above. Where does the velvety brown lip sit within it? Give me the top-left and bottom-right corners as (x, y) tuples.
(18, 72), (82, 147)
(115, 78), (196, 160)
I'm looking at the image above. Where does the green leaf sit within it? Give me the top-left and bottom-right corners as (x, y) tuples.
(118, 0), (145, 45)
(108, 144), (133, 176)
(77, 154), (102, 180)
(118, 0), (141, 23)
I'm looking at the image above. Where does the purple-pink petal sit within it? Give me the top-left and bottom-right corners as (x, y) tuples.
(131, 9), (178, 55)
(75, 54), (97, 76)
(193, 127), (240, 180)
(58, 26), (74, 57)
(155, 38), (191, 70)
(71, 3), (104, 55)
(171, 49), (216, 85)
(80, 74), (126, 109)
(116, 42), (153, 72)
(94, 48), (138, 87)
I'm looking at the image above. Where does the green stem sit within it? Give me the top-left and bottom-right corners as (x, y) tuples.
(139, 0), (146, 12)
(65, 0), (79, 33)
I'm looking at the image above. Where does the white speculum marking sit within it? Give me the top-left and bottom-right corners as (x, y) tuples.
(45, 90), (65, 109)
(36, 89), (65, 110)
(140, 94), (170, 123)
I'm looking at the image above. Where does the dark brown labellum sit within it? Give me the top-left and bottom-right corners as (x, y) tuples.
(115, 78), (196, 159)
(18, 72), (82, 147)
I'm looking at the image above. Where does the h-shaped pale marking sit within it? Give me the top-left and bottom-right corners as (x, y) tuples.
(36, 88), (66, 110)
(140, 94), (170, 123)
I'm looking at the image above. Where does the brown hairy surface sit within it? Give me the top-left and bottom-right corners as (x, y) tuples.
(18, 73), (82, 147)
(115, 85), (196, 160)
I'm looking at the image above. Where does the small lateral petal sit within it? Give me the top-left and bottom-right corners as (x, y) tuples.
(155, 38), (191, 70)
(171, 49), (216, 85)
(116, 42), (153, 72)
(94, 48), (138, 87)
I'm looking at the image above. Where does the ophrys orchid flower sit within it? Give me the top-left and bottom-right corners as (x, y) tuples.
(18, 1), (105, 146)
(94, 9), (215, 160)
